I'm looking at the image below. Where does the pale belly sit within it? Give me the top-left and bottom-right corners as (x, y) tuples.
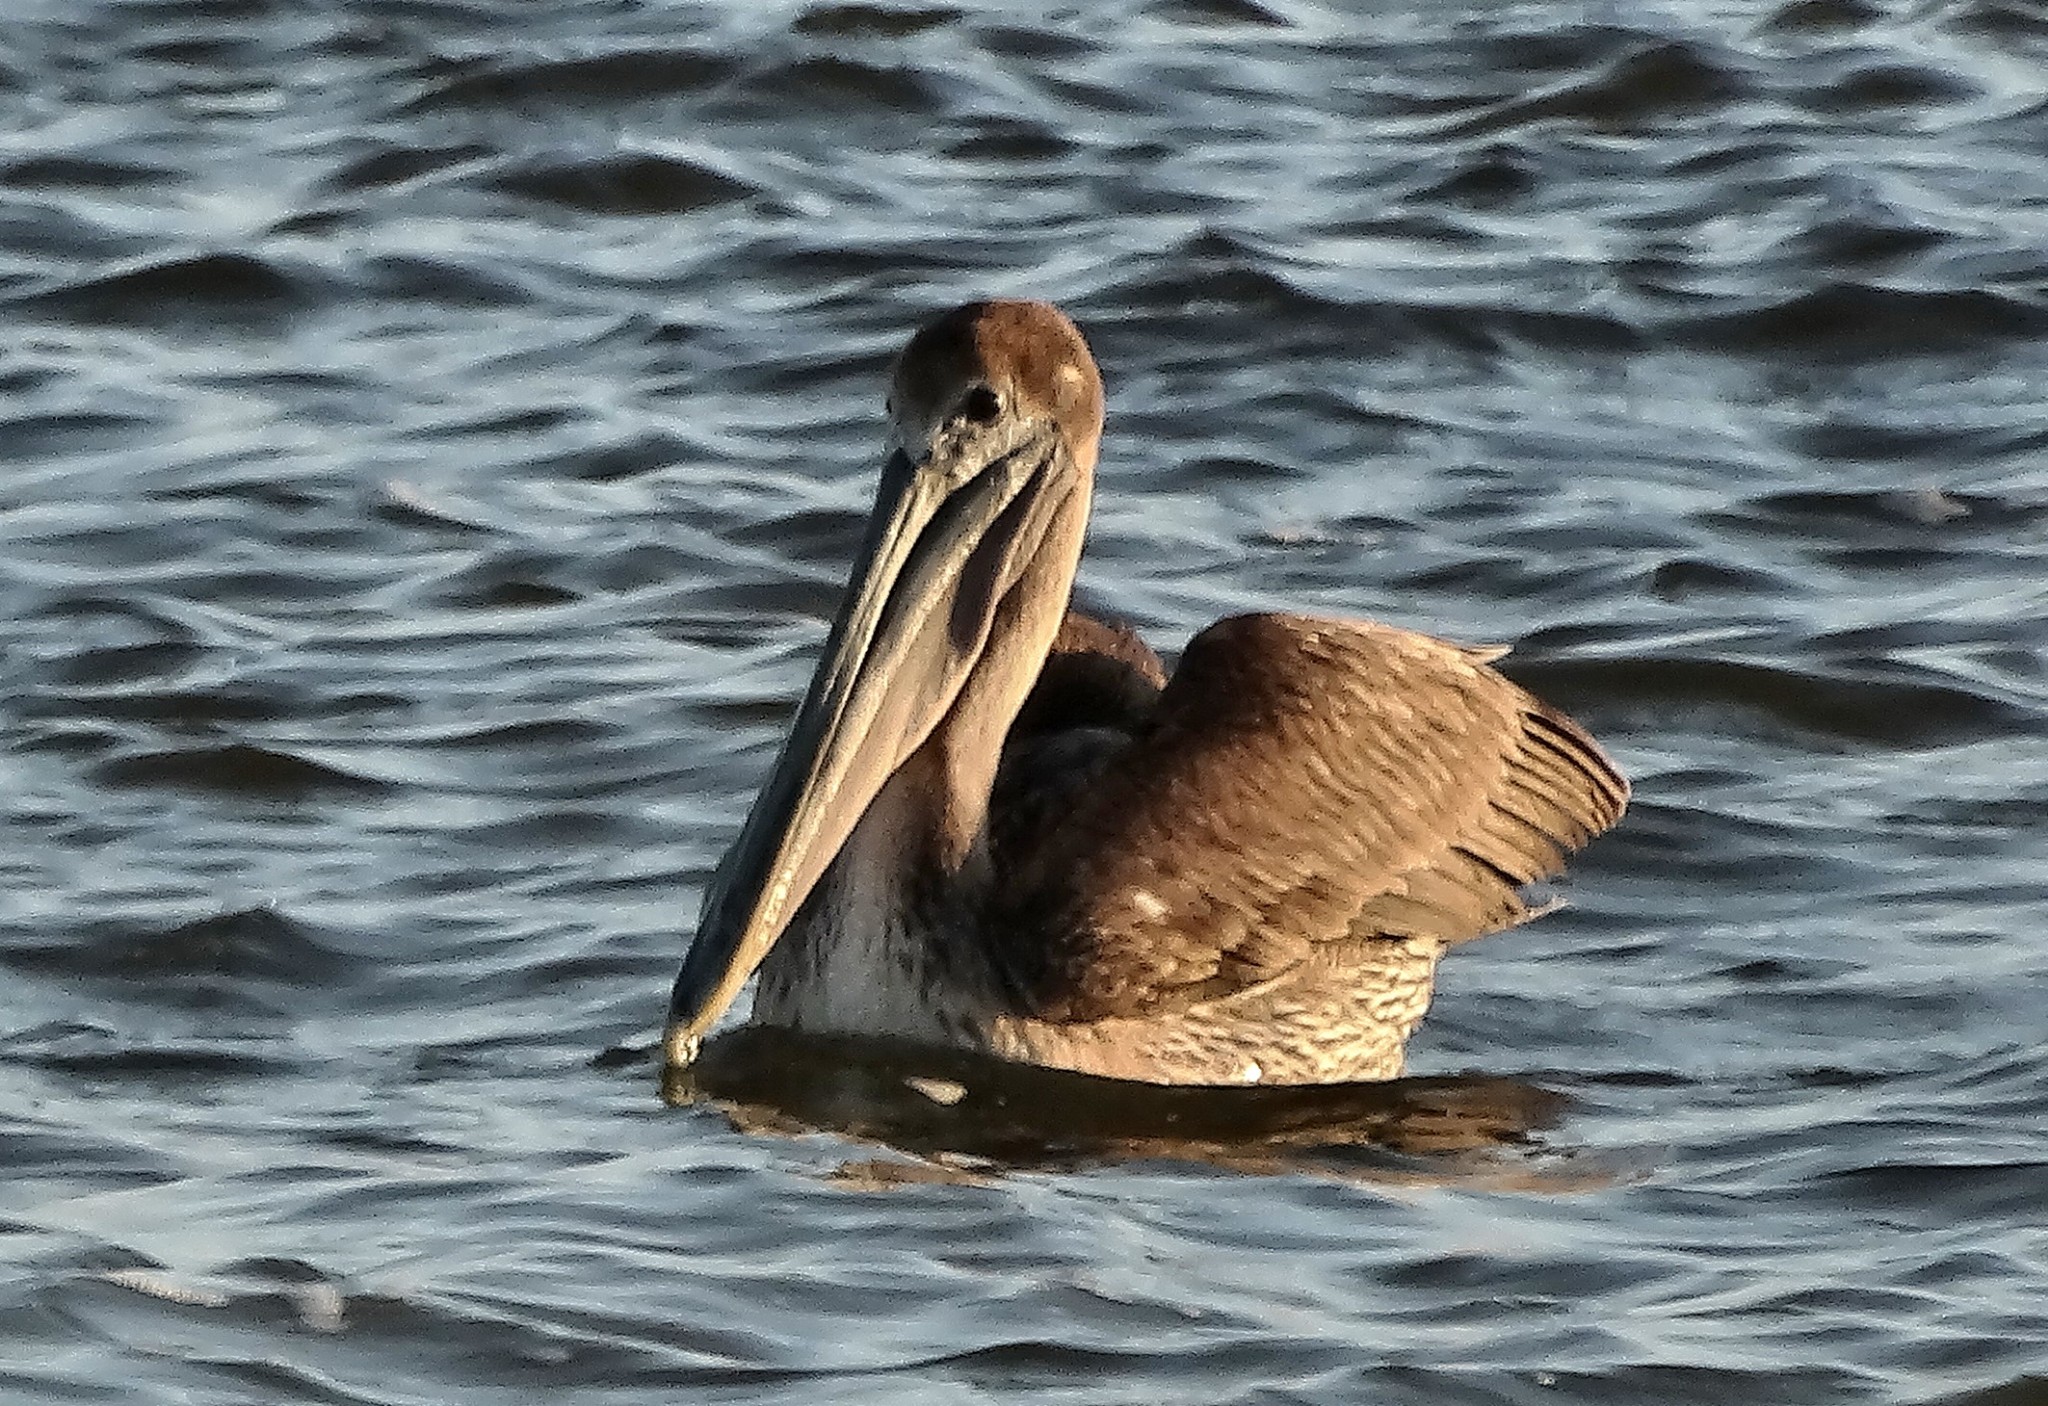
(751, 867), (1448, 1086)
(749, 864), (977, 1046)
(985, 937), (1446, 1085)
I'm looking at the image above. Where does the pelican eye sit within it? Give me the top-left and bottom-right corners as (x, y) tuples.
(958, 384), (1003, 426)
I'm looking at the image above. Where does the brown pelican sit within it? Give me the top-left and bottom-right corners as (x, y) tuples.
(665, 300), (1627, 1086)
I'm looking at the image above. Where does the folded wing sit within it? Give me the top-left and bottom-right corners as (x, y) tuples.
(990, 613), (1628, 1023)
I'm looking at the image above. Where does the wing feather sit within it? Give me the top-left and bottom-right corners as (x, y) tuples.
(990, 613), (1628, 1023)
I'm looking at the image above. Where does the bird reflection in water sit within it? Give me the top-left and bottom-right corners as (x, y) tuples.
(661, 1027), (1608, 1189)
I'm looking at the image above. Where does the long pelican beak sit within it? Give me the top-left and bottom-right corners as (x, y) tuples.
(664, 416), (1074, 1066)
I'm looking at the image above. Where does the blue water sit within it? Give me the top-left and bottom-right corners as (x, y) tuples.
(2, 0), (2045, 1401)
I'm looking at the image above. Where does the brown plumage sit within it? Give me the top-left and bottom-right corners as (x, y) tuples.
(665, 299), (1629, 1085)
(996, 613), (1625, 1019)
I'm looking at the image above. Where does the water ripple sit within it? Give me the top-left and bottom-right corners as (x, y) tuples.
(0, 0), (2044, 1402)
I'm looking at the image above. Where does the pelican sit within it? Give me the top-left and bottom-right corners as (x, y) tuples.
(665, 300), (1627, 1086)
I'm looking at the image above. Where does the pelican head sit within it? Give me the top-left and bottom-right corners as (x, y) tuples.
(665, 300), (1105, 1065)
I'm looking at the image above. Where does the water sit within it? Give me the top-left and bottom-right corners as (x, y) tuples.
(2, 0), (2045, 1400)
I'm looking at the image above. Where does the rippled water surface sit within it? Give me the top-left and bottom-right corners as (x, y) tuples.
(4, 0), (2046, 1401)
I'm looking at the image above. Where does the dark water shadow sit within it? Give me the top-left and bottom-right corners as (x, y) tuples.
(648, 1027), (1585, 1188)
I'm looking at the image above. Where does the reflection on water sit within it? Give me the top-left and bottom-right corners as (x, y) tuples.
(661, 1028), (1587, 1183)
